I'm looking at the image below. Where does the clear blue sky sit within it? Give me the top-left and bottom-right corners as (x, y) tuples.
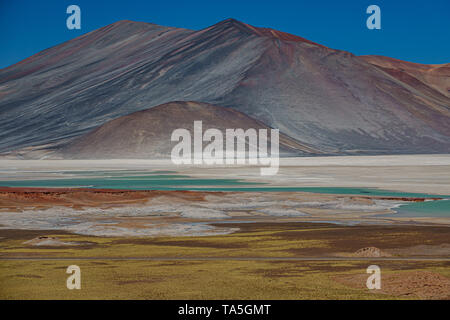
(0, 0), (449, 68)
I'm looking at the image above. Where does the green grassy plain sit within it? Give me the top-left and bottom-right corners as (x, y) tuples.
(1, 222), (449, 299)
(3, 259), (449, 299)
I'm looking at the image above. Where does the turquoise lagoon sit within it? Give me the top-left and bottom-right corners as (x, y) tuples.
(0, 170), (448, 217)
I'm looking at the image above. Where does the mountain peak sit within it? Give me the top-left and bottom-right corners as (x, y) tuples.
(220, 18), (244, 24)
(209, 18), (325, 47)
(205, 18), (255, 35)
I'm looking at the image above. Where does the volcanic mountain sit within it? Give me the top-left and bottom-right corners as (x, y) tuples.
(0, 18), (449, 157)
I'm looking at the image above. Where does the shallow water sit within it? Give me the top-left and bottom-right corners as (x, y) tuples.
(1, 170), (449, 218)
(0, 175), (260, 188)
(391, 199), (450, 218)
(0, 170), (448, 197)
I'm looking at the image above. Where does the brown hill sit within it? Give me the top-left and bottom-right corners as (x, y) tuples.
(59, 101), (319, 159)
(360, 55), (450, 98)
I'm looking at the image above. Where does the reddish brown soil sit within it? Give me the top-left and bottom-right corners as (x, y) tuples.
(0, 187), (210, 210)
(0, 187), (438, 212)
(336, 271), (450, 299)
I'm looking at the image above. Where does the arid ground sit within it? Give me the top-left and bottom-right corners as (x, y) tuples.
(1, 222), (449, 299)
(0, 155), (449, 299)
